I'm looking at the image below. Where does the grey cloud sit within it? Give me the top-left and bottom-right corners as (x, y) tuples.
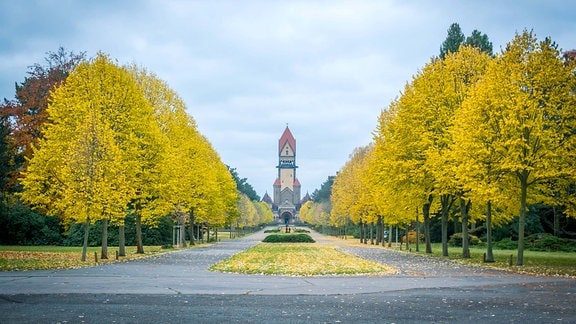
(1, 0), (575, 196)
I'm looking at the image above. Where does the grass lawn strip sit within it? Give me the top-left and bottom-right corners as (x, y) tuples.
(406, 243), (576, 277)
(457, 248), (576, 277)
(210, 243), (396, 276)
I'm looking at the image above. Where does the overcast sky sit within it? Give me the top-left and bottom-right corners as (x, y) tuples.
(1, 1), (574, 198)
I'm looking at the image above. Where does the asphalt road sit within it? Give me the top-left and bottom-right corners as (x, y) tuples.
(1, 230), (574, 323)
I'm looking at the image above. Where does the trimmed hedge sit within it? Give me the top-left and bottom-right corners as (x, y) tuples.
(262, 233), (316, 243)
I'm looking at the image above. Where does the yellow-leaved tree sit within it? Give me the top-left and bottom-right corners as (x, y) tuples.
(299, 200), (313, 224)
(237, 193), (258, 229)
(369, 104), (421, 247)
(129, 66), (238, 247)
(372, 78), (440, 253)
(197, 141), (239, 238)
(22, 53), (160, 260)
(300, 200), (331, 232)
(255, 200), (274, 224)
(370, 46), (490, 256)
(428, 46), (491, 258)
(331, 145), (377, 243)
(454, 31), (576, 265)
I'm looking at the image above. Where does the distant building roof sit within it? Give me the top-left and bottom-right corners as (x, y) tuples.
(301, 192), (311, 204)
(261, 192), (273, 204)
(278, 126), (296, 153)
(294, 178), (301, 186)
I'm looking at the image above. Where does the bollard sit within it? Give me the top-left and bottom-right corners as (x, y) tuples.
(115, 251), (119, 260)
(94, 252), (98, 263)
(483, 253), (486, 263)
(509, 254), (513, 266)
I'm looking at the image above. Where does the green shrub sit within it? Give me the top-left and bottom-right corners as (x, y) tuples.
(493, 237), (518, 250)
(485, 235), (576, 252)
(262, 233), (316, 243)
(448, 232), (481, 247)
(526, 233), (576, 252)
(294, 229), (310, 233)
(264, 229), (281, 233)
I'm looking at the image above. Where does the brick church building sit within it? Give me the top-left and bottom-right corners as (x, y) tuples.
(270, 126), (301, 224)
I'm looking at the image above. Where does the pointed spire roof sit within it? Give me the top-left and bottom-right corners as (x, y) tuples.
(261, 192), (273, 204)
(279, 126), (296, 152)
(301, 192), (311, 204)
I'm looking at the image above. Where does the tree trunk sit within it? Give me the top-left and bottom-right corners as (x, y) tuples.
(135, 211), (144, 254)
(179, 221), (187, 248)
(188, 210), (196, 246)
(423, 201), (432, 254)
(517, 172), (528, 266)
(81, 214), (90, 262)
(485, 200), (494, 262)
(441, 208), (449, 257)
(441, 195), (454, 257)
(370, 223), (374, 245)
(118, 225), (126, 257)
(415, 207), (420, 252)
(359, 220), (364, 244)
(207, 224), (211, 243)
(405, 227), (410, 251)
(376, 216), (383, 245)
(101, 218), (108, 259)
(387, 224), (392, 247)
(460, 198), (470, 259)
(553, 206), (559, 237)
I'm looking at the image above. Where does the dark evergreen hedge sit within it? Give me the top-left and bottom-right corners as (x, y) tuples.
(262, 233), (315, 243)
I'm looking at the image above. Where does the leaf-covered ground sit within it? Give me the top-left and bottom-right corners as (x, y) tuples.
(209, 243), (396, 276)
(0, 246), (166, 271)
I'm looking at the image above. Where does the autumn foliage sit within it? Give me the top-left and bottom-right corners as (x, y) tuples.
(0, 48), (85, 189)
(12, 52), (239, 260)
(330, 30), (576, 265)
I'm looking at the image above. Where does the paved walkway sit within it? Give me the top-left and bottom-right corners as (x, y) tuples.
(1, 228), (575, 323)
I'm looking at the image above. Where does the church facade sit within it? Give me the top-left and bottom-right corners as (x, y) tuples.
(272, 126), (301, 224)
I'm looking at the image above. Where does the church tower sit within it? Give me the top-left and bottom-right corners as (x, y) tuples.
(273, 126), (301, 224)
